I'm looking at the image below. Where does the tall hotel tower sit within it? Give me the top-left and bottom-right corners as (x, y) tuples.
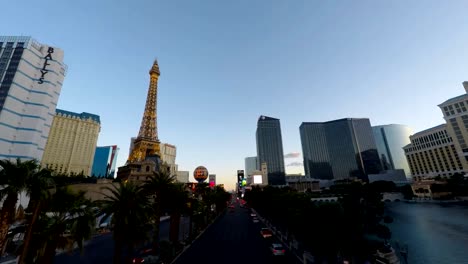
(41, 109), (101, 176)
(256, 116), (286, 185)
(0, 36), (66, 161)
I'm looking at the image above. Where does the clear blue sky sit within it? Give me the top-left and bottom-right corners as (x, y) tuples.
(4, 0), (468, 190)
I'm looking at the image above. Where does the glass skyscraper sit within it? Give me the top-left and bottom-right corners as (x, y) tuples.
(256, 116), (285, 185)
(91, 145), (119, 178)
(245, 156), (258, 176)
(372, 124), (413, 175)
(300, 118), (381, 180)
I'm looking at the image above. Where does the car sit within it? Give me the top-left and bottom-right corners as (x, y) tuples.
(260, 228), (273, 238)
(130, 248), (159, 264)
(270, 243), (286, 256)
(250, 213), (257, 217)
(252, 217), (260, 223)
(229, 205), (235, 209)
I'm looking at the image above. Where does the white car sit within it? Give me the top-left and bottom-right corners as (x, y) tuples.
(250, 213), (257, 217)
(252, 217), (260, 223)
(270, 243), (286, 256)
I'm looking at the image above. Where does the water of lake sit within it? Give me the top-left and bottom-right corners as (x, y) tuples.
(385, 201), (468, 264)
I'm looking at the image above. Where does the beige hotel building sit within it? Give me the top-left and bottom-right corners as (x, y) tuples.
(41, 109), (100, 175)
(404, 82), (468, 180)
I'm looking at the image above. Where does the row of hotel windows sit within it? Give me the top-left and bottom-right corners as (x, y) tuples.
(443, 101), (468, 116)
(413, 173), (456, 181)
(44, 163), (65, 174)
(44, 163), (87, 175)
(407, 145), (462, 175)
(411, 129), (449, 145)
(57, 113), (99, 122)
(450, 118), (468, 149)
(0, 42), (25, 48)
(404, 136), (453, 153)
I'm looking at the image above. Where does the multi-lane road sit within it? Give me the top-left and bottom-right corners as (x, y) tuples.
(173, 203), (302, 264)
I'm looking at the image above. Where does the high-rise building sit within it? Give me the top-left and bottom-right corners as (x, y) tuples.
(438, 82), (468, 171)
(300, 118), (381, 180)
(0, 36), (66, 161)
(91, 145), (119, 178)
(372, 124), (413, 175)
(41, 109), (100, 175)
(117, 60), (163, 182)
(245, 156), (258, 176)
(256, 115), (285, 185)
(403, 124), (464, 181)
(160, 143), (177, 175)
(175, 171), (189, 183)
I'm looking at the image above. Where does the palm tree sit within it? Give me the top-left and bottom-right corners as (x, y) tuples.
(18, 168), (54, 264)
(166, 183), (189, 243)
(22, 187), (96, 264)
(194, 182), (209, 200)
(142, 164), (176, 252)
(0, 158), (39, 255)
(212, 185), (230, 214)
(15, 205), (25, 221)
(25, 187), (96, 264)
(97, 182), (151, 264)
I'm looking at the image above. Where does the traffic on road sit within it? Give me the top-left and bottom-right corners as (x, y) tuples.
(173, 199), (301, 264)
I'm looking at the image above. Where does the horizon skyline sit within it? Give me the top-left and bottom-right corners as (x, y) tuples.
(3, 1), (468, 190)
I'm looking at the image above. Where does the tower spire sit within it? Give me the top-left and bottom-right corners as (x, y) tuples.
(137, 59), (160, 141)
(126, 60), (162, 163)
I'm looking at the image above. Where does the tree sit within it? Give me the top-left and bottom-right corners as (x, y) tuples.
(15, 205), (25, 221)
(447, 173), (468, 196)
(194, 182), (209, 200)
(18, 168), (55, 264)
(245, 181), (393, 262)
(212, 186), (230, 214)
(0, 159), (39, 255)
(142, 164), (176, 252)
(376, 224), (391, 242)
(26, 187), (96, 264)
(400, 184), (415, 200)
(98, 182), (151, 264)
(166, 183), (189, 243)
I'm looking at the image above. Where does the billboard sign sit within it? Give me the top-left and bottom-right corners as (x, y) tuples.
(209, 174), (216, 188)
(253, 175), (263, 184)
(237, 170), (244, 182)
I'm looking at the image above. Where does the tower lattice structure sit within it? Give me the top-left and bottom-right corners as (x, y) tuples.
(127, 60), (161, 163)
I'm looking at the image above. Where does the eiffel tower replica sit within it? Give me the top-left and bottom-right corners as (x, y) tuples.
(117, 60), (162, 182)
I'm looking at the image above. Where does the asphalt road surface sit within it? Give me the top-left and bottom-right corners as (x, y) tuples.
(173, 204), (302, 264)
(54, 217), (190, 264)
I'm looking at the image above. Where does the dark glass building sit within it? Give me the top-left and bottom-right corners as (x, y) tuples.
(256, 115), (286, 185)
(300, 118), (381, 180)
(372, 124), (413, 176)
(91, 145), (119, 178)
